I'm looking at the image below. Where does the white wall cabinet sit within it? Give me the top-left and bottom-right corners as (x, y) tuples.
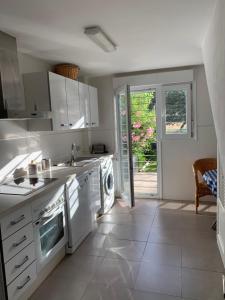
(79, 81), (90, 128)
(88, 85), (99, 127)
(66, 77), (81, 129)
(78, 82), (99, 128)
(48, 72), (69, 131)
(23, 72), (98, 131)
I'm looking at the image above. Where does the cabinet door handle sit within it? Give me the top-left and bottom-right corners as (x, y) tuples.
(17, 276), (31, 290)
(10, 215), (25, 226)
(92, 122), (96, 125)
(69, 123), (72, 126)
(60, 124), (65, 127)
(13, 235), (27, 248)
(15, 256), (29, 269)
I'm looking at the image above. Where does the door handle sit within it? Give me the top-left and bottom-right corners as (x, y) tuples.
(13, 235), (27, 248)
(10, 215), (25, 226)
(15, 255), (29, 269)
(17, 276), (31, 290)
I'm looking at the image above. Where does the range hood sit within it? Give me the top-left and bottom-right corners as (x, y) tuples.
(0, 31), (26, 118)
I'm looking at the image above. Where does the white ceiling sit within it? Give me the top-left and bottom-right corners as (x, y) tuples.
(0, 0), (216, 76)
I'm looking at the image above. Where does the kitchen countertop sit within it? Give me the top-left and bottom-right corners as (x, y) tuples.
(0, 159), (101, 220)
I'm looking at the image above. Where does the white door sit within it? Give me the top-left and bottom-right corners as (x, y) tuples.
(115, 85), (135, 208)
(48, 72), (68, 130)
(66, 78), (81, 129)
(89, 86), (99, 127)
(79, 82), (90, 128)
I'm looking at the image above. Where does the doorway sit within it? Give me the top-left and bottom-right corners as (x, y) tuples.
(130, 86), (160, 198)
(115, 85), (161, 207)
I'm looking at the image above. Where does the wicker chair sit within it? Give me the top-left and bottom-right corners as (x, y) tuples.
(192, 158), (217, 214)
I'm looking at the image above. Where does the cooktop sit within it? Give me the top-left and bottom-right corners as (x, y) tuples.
(0, 177), (57, 196)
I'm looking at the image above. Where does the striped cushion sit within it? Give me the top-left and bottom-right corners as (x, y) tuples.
(202, 169), (217, 197)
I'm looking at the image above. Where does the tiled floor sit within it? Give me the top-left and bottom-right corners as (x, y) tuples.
(30, 199), (224, 300)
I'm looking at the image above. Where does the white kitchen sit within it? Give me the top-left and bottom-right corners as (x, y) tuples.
(0, 1), (225, 300)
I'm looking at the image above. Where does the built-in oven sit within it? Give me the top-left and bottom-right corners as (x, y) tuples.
(32, 184), (67, 272)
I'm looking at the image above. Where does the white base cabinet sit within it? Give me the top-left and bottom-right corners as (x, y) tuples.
(66, 172), (92, 253)
(0, 204), (36, 300)
(66, 166), (101, 253)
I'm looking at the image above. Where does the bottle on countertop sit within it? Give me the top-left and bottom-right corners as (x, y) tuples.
(28, 160), (38, 175)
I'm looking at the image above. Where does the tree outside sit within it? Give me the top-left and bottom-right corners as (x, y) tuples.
(130, 91), (157, 172)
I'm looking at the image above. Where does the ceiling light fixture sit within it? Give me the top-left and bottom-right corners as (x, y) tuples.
(84, 26), (117, 52)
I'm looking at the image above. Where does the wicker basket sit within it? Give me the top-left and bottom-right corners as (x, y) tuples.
(54, 64), (80, 80)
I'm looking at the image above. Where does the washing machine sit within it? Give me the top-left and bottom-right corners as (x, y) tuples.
(99, 156), (115, 215)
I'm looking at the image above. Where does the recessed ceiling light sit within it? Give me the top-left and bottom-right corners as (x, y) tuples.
(84, 26), (117, 53)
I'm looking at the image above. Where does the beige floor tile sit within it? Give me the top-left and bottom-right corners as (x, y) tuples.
(153, 211), (215, 231)
(181, 268), (224, 300)
(76, 233), (108, 257)
(135, 261), (182, 297)
(97, 223), (150, 242)
(92, 258), (140, 288)
(52, 255), (103, 282)
(148, 227), (183, 245)
(143, 243), (181, 267)
(105, 238), (146, 261)
(30, 275), (87, 300)
(81, 282), (183, 300)
(99, 213), (154, 227)
(182, 242), (224, 272)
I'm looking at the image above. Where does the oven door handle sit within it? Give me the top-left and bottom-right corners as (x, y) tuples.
(34, 206), (64, 226)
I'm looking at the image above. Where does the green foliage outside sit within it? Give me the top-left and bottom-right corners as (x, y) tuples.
(166, 90), (186, 122)
(130, 91), (157, 172)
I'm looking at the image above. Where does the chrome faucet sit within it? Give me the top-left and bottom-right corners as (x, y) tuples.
(70, 143), (78, 166)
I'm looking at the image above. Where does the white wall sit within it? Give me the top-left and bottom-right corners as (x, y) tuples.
(88, 66), (216, 201)
(0, 53), (87, 177)
(202, 0), (225, 175)
(18, 53), (52, 74)
(162, 66), (216, 200)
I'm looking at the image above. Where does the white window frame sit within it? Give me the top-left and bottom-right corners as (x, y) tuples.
(162, 83), (192, 139)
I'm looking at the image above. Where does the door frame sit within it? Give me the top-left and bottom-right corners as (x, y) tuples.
(114, 85), (135, 207)
(114, 84), (162, 200)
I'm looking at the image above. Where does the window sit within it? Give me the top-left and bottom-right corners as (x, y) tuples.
(162, 83), (192, 138)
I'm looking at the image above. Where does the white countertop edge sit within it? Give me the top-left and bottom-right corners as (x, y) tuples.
(0, 160), (101, 220)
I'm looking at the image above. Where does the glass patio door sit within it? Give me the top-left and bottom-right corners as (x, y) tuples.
(116, 85), (135, 207)
(130, 86), (161, 198)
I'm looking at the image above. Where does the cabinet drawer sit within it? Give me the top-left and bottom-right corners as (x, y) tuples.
(7, 262), (36, 300)
(3, 223), (34, 263)
(1, 206), (32, 240)
(5, 242), (36, 285)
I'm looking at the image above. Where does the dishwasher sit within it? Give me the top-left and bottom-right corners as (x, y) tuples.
(66, 172), (92, 253)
